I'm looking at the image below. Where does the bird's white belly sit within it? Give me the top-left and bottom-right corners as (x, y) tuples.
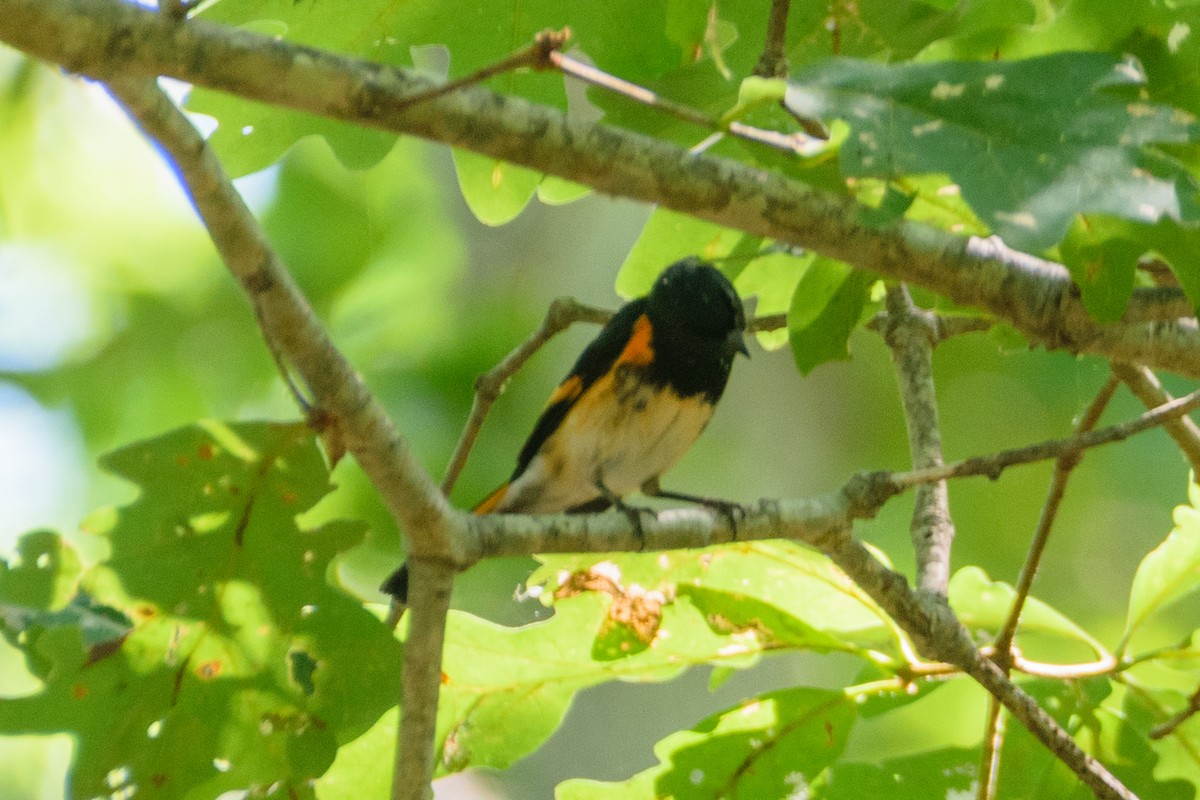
(500, 370), (714, 513)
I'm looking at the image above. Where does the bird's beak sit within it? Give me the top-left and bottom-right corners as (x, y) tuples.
(727, 329), (750, 358)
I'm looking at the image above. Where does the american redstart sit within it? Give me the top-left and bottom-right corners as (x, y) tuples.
(382, 256), (747, 603)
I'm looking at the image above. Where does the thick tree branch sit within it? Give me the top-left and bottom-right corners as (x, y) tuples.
(104, 76), (462, 800)
(104, 76), (457, 557)
(882, 284), (956, 597)
(395, 559), (455, 800)
(3, 0), (1200, 378)
(1112, 363), (1200, 473)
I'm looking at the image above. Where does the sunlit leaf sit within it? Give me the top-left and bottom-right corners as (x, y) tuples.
(616, 208), (751, 298)
(949, 566), (1104, 653)
(451, 150), (542, 226)
(811, 747), (978, 798)
(556, 687), (855, 799)
(788, 257), (875, 375)
(1124, 480), (1200, 646)
(0, 422), (402, 800)
(785, 52), (1200, 252)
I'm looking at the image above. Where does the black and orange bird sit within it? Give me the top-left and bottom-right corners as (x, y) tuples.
(383, 256), (747, 602)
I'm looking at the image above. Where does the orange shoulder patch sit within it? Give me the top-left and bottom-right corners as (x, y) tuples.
(546, 374), (583, 407)
(617, 314), (654, 367)
(473, 483), (510, 515)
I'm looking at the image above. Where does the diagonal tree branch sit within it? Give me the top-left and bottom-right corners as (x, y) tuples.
(1112, 363), (1200, 473)
(3, 0), (1200, 378)
(104, 75), (462, 800)
(888, 385), (1200, 493)
(978, 375), (1120, 800)
(882, 284), (956, 597)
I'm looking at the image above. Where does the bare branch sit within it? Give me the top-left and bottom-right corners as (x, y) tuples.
(548, 51), (809, 154)
(890, 386), (1200, 492)
(105, 77), (462, 800)
(396, 28), (569, 114)
(394, 559), (455, 800)
(979, 376), (1119, 800)
(4, 0), (1200, 378)
(993, 376), (1119, 660)
(977, 697), (1006, 800)
(441, 297), (610, 496)
(882, 285), (955, 596)
(1112, 363), (1200, 473)
(753, 0), (792, 79)
(104, 75), (459, 556)
(1150, 685), (1200, 740)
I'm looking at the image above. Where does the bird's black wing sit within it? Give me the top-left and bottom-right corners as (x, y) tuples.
(510, 299), (647, 481)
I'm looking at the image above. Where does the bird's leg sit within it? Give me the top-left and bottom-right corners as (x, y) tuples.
(641, 476), (747, 534)
(594, 474), (656, 551)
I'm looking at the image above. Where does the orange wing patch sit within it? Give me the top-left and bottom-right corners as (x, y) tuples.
(617, 314), (654, 367)
(546, 374), (583, 407)
(473, 482), (510, 515)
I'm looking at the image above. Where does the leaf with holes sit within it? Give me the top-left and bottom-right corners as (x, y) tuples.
(0, 421), (401, 800)
(556, 686), (856, 799)
(785, 52), (1200, 253)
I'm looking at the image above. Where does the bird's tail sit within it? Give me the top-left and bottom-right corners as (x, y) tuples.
(472, 482), (510, 514)
(382, 481), (512, 624)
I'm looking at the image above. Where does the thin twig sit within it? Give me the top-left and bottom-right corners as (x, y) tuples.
(890, 386), (1200, 492)
(1112, 363), (1200, 473)
(993, 377), (1119, 660)
(1150, 685), (1200, 740)
(394, 558), (455, 800)
(978, 376), (1119, 800)
(441, 297), (610, 496)
(548, 51), (811, 154)
(394, 28), (569, 113)
(753, 0), (792, 78)
(881, 284), (955, 597)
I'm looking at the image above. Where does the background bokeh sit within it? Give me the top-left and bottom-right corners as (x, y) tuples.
(2, 53), (1197, 798)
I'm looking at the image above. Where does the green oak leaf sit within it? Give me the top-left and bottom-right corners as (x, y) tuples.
(615, 208), (752, 298)
(948, 566), (1105, 655)
(735, 250), (810, 351)
(1057, 215), (1147, 321)
(785, 52), (1200, 252)
(811, 747), (978, 798)
(322, 589), (807, 788)
(0, 421), (402, 800)
(1124, 479), (1200, 647)
(450, 149), (542, 226)
(556, 686), (856, 799)
(788, 257), (876, 375)
(534, 542), (898, 654)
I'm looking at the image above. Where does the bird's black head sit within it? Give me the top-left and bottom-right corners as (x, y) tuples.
(643, 257), (748, 400)
(647, 256), (748, 360)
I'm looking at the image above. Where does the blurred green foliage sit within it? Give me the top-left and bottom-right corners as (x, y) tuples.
(4, 0), (1200, 796)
